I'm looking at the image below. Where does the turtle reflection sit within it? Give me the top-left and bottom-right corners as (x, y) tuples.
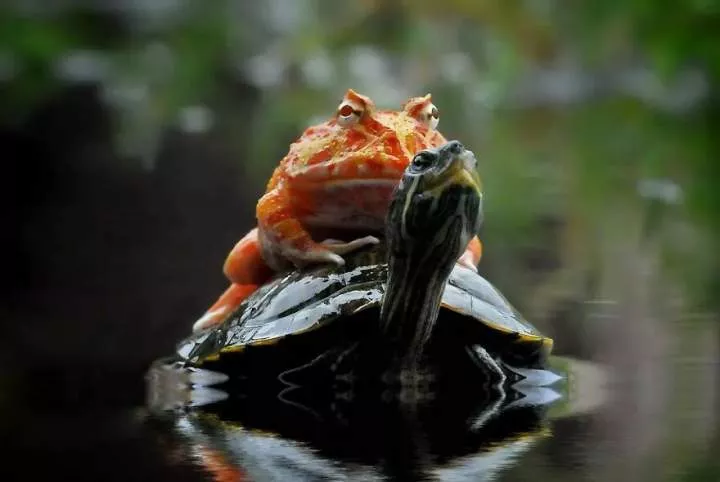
(164, 381), (560, 482)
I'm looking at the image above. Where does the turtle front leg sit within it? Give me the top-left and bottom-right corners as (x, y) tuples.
(257, 183), (379, 269)
(457, 236), (482, 271)
(466, 345), (506, 388)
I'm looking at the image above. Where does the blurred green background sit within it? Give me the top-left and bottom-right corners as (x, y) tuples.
(2, 1), (719, 481)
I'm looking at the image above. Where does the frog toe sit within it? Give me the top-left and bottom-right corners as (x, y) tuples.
(300, 250), (346, 266)
(321, 235), (380, 255)
(457, 251), (479, 272)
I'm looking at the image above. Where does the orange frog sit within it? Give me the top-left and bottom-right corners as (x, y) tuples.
(193, 89), (483, 332)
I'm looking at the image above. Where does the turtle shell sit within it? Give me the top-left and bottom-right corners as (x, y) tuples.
(177, 244), (552, 368)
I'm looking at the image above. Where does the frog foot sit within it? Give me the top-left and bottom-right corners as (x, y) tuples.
(457, 236), (482, 272)
(457, 250), (478, 272)
(193, 283), (258, 333)
(320, 235), (380, 255)
(288, 236), (380, 268)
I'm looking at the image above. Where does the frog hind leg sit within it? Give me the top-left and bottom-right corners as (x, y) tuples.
(192, 228), (273, 333)
(192, 284), (259, 333)
(222, 227), (274, 285)
(457, 235), (483, 271)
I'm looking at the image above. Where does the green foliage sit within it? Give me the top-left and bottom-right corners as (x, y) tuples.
(0, 12), (76, 121)
(1, 0), (718, 309)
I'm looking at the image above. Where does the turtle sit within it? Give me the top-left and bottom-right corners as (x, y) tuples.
(168, 140), (555, 398)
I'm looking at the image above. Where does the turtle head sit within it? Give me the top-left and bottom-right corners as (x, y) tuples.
(386, 140), (483, 260)
(380, 140), (483, 364)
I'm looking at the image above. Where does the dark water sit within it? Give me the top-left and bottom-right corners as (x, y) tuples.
(4, 350), (719, 482)
(0, 356), (601, 482)
(140, 356), (597, 482)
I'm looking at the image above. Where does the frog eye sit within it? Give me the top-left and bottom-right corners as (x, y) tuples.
(336, 101), (362, 127)
(417, 103), (440, 130)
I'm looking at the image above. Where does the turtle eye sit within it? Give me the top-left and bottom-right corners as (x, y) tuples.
(411, 151), (435, 171)
(337, 101), (362, 127)
(416, 102), (439, 130)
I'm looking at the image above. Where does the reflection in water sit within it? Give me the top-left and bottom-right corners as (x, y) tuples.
(145, 356), (607, 481)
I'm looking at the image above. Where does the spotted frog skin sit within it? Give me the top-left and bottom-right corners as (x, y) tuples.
(194, 89), (483, 332)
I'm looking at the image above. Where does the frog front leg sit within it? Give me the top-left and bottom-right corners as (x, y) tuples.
(256, 182), (379, 270)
